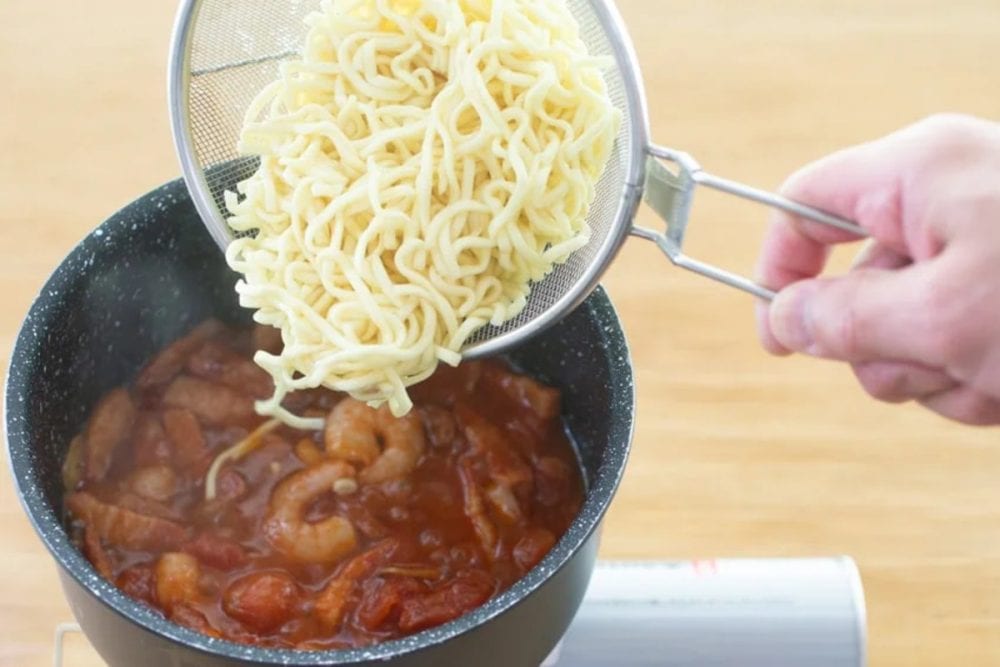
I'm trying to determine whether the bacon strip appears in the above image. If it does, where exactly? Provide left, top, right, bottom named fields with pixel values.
left=67, top=491, right=188, bottom=552
left=84, top=388, right=136, bottom=482
left=136, top=319, right=225, bottom=390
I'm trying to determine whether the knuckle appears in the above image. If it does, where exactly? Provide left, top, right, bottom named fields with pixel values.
left=915, top=113, right=980, bottom=140
left=910, top=113, right=989, bottom=162
left=853, top=362, right=909, bottom=403
left=918, top=112, right=975, bottom=130
left=948, top=395, right=1000, bottom=426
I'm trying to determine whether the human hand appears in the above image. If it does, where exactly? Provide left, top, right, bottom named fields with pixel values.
left=755, top=114, right=1000, bottom=425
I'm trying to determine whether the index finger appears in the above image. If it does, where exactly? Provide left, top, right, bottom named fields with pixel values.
left=755, top=114, right=986, bottom=292
left=752, top=125, right=928, bottom=355
left=755, top=146, right=905, bottom=293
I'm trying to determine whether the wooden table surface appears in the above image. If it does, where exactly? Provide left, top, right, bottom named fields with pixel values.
left=2, top=1, right=999, bottom=665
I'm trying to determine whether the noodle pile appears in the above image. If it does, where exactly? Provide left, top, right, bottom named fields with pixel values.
left=226, top=0, right=619, bottom=424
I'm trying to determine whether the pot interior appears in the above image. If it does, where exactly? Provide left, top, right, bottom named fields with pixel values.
left=5, top=178, right=634, bottom=663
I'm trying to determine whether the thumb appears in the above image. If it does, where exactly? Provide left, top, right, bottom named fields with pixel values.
left=768, top=265, right=938, bottom=364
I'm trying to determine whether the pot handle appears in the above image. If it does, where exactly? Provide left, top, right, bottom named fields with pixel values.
left=631, top=144, right=867, bottom=300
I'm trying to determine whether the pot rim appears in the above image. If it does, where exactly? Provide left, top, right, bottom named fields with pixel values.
left=5, top=178, right=636, bottom=665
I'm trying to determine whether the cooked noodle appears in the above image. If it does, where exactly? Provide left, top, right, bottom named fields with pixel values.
left=204, top=419, right=280, bottom=500
left=225, top=0, right=619, bottom=422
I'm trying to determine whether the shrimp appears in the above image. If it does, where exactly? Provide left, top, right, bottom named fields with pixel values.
left=155, top=552, right=201, bottom=611
left=324, top=399, right=425, bottom=485
left=262, top=461, right=358, bottom=564
left=126, top=465, right=177, bottom=502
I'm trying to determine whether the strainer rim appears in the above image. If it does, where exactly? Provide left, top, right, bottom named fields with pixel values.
left=168, top=0, right=233, bottom=252
left=168, top=0, right=651, bottom=358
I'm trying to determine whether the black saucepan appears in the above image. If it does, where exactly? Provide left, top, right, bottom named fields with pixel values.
left=5, top=179, right=635, bottom=666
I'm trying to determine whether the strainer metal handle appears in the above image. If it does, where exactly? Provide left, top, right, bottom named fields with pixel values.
left=634, top=144, right=867, bottom=301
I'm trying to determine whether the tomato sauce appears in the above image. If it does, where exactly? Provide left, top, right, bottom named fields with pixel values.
left=63, top=320, right=584, bottom=649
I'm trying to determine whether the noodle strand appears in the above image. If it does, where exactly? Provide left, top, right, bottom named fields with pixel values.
left=227, top=0, right=618, bottom=420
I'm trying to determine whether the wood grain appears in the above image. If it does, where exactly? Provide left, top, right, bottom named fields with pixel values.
left=1, top=1, right=999, bottom=665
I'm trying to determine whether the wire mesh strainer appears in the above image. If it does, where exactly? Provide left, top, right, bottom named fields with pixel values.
left=168, top=0, right=864, bottom=358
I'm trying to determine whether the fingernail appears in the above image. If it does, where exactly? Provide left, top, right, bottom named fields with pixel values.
left=769, top=281, right=818, bottom=353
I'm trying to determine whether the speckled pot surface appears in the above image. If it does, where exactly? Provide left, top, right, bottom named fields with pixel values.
left=5, top=179, right=635, bottom=666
